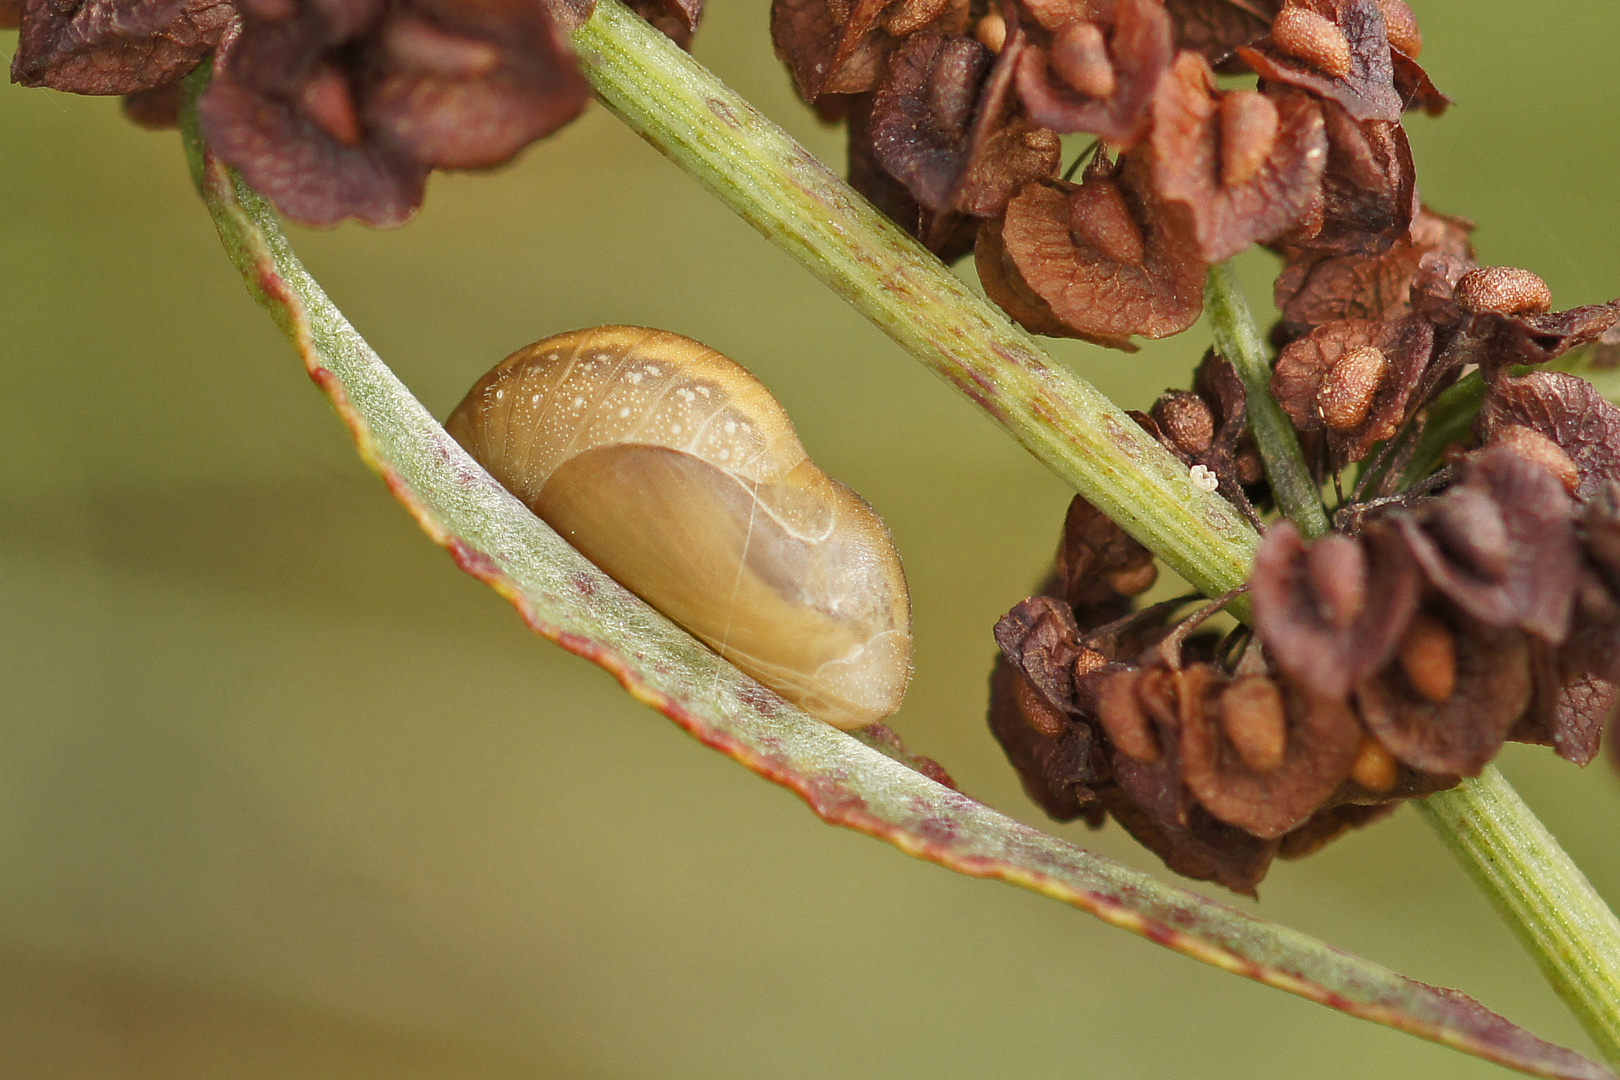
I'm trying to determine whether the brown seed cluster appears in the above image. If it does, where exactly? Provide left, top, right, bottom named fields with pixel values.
left=773, top=0, right=1474, bottom=350
left=964, top=3, right=1620, bottom=892
left=9, top=0, right=701, bottom=225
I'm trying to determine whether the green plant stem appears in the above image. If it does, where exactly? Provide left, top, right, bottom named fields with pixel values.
left=568, top=0, right=1620, bottom=1055
left=1205, top=262, right=1330, bottom=538
left=1419, top=768, right=1620, bottom=1067
left=570, top=0, right=1257, bottom=605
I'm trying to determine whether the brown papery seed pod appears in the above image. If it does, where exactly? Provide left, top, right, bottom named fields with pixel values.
left=446, top=327, right=913, bottom=729
left=1455, top=266, right=1554, bottom=315
left=1270, top=4, right=1353, bottom=78
left=1316, top=344, right=1388, bottom=431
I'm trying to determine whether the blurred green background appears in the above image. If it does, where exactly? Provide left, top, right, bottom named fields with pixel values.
left=3, top=2, right=1619, bottom=1076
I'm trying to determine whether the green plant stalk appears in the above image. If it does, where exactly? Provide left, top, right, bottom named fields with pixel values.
left=568, top=0, right=1620, bottom=1057
left=1205, top=262, right=1330, bottom=538
left=570, top=0, right=1257, bottom=606
left=1419, top=768, right=1620, bottom=1067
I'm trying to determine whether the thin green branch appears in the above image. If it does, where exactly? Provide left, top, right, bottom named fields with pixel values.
left=1419, top=768, right=1620, bottom=1067
left=570, top=0, right=1258, bottom=605
left=1205, top=262, right=1330, bottom=538
left=567, top=0, right=1620, bottom=1057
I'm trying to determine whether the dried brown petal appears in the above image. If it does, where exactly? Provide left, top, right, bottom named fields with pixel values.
left=848, top=93, right=980, bottom=259
left=1163, top=0, right=1277, bottom=64
left=1098, top=786, right=1279, bottom=896
left=1513, top=652, right=1615, bottom=767
left=1, top=0, right=21, bottom=26
left=1251, top=519, right=1419, bottom=699
left=121, top=79, right=183, bottom=127
left=1483, top=372, right=1620, bottom=501
left=868, top=32, right=994, bottom=211
left=771, top=0, right=889, bottom=101
left=1054, top=494, right=1159, bottom=624
left=1395, top=447, right=1580, bottom=643
left=1356, top=610, right=1532, bottom=776
left=12, top=0, right=235, bottom=95
left=994, top=594, right=1086, bottom=712
left=626, top=0, right=700, bottom=45
left=954, top=115, right=1063, bottom=218
left=1237, top=0, right=1402, bottom=123
left=1486, top=424, right=1580, bottom=495
left=1146, top=54, right=1327, bottom=262
left=1390, top=46, right=1447, bottom=116
left=1276, top=801, right=1394, bottom=860
left=1274, top=207, right=1472, bottom=328
left=1013, top=0, right=1173, bottom=145
left=1179, top=664, right=1363, bottom=838
left=1270, top=314, right=1432, bottom=461
left=366, top=0, right=590, bottom=171
left=1308, top=103, right=1415, bottom=242
left=987, top=157, right=1207, bottom=348
left=988, top=657, right=1104, bottom=820
left=199, top=59, right=431, bottom=227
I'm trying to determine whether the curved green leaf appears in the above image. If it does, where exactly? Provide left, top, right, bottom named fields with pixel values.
left=180, top=80, right=1614, bottom=1080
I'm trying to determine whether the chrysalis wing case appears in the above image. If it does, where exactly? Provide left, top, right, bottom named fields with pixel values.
left=446, top=326, right=913, bottom=729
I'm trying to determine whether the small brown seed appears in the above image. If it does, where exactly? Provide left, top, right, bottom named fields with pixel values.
left=1271, top=5, right=1354, bottom=78
left=1154, top=390, right=1216, bottom=454
left=1219, top=676, right=1289, bottom=773
left=1014, top=675, right=1067, bottom=737
left=1108, top=560, right=1159, bottom=597
left=1488, top=424, right=1580, bottom=494
left=1316, top=345, right=1388, bottom=431
left=1069, top=177, right=1146, bottom=266
left=1051, top=20, right=1117, bottom=100
left=974, top=11, right=1007, bottom=53
left=1306, top=533, right=1368, bottom=629
left=1397, top=613, right=1457, bottom=703
left=1351, top=737, right=1399, bottom=792
left=1219, top=90, right=1280, bottom=188
left=1377, top=0, right=1422, bottom=56
left=1454, top=266, right=1553, bottom=315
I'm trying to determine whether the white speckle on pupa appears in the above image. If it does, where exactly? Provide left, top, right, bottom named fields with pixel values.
left=572, top=396, right=585, bottom=409
left=718, top=448, right=731, bottom=461
left=724, top=420, right=737, bottom=434
left=677, top=388, right=696, bottom=403
left=531, top=394, right=541, bottom=404
left=619, top=407, right=631, bottom=418
left=627, top=371, right=644, bottom=385
left=671, top=424, right=682, bottom=435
